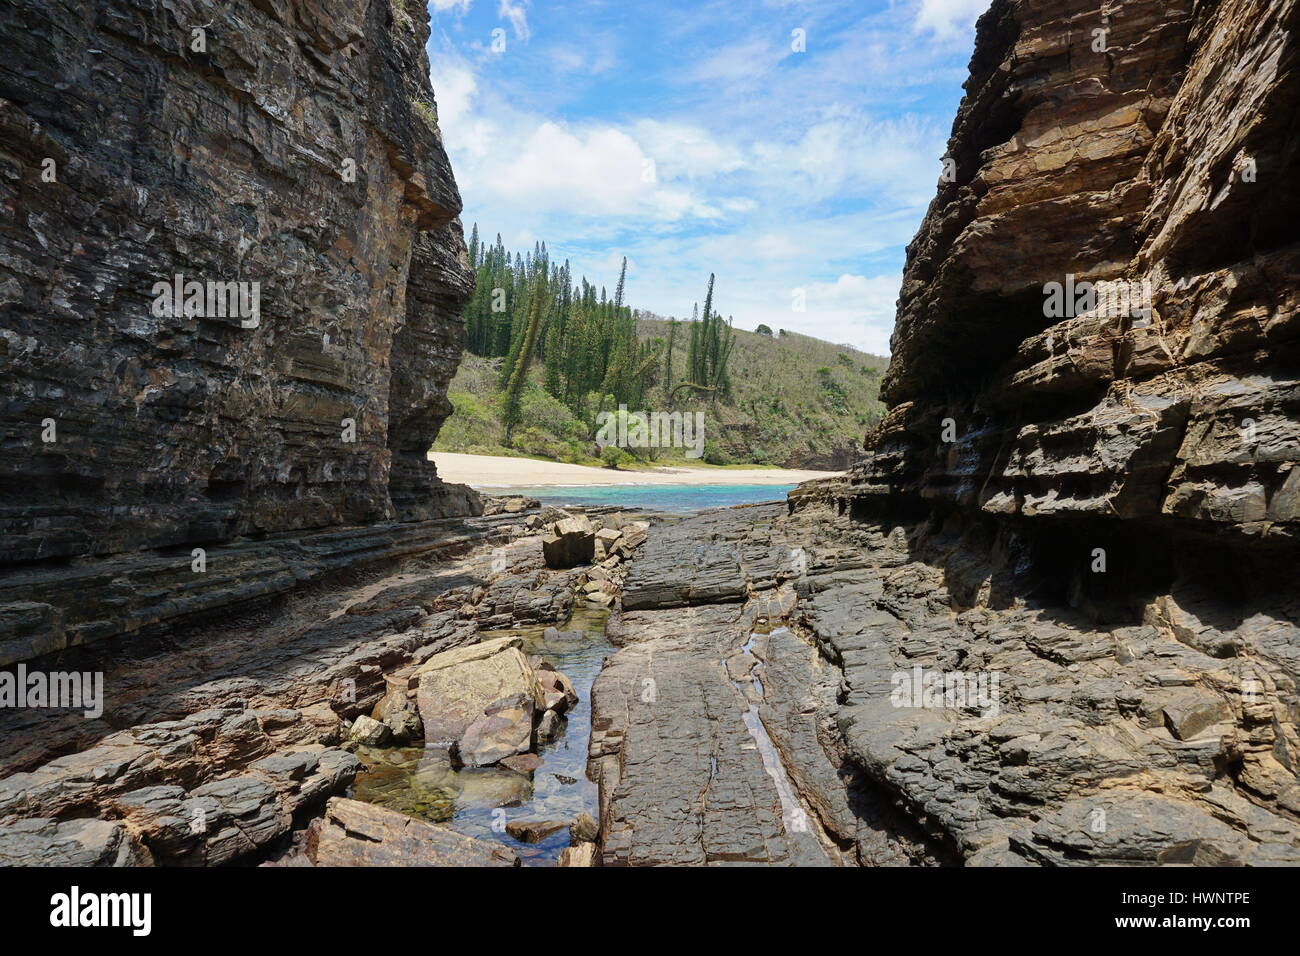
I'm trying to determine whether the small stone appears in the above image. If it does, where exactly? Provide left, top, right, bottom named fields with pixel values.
left=505, top=819, right=569, bottom=844
left=348, top=715, right=392, bottom=747
left=558, top=842, right=598, bottom=866
left=570, top=812, right=599, bottom=844
left=536, top=709, right=566, bottom=744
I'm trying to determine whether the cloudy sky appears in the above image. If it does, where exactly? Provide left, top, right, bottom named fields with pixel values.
left=426, top=0, right=988, bottom=356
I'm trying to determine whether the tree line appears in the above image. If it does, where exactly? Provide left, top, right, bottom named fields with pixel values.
left=463, top=224, right=736, bottom=445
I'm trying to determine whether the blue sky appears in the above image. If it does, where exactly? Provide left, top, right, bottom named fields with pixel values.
left=425, top=0, right=988, bottom=356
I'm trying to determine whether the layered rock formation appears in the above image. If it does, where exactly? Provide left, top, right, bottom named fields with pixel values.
left=785, top=0, right=1300, bottom=864
left=854, top=0, right=1299, bottom=540
left=0, top=0, right=478, bottom=659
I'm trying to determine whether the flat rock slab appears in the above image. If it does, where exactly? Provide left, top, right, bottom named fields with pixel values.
left=307, top=798, right=518, bottom=866
left=591, top=600, right=831, bottom=867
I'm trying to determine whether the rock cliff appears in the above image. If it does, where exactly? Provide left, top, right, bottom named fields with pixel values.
left=787, top=0, right=1300, bottom=864
left=0, top=0, right=478, bottom=660
left=850, top=0, right=1299, bottom=541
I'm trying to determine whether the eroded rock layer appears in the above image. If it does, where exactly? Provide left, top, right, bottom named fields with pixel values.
left=0, top=0, right=478, bottom=660
left=796, top=0, right=1300, bottom=864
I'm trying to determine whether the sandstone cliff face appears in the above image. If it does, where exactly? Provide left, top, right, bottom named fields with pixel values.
left=0, top=1, right=477, bottom=657
left=792, top=0, right=1300, bottom=863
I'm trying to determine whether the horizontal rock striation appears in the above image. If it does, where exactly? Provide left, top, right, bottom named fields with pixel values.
left=791, top=0, right=1300, bottom=864
left=0, top=0, right=479, bottom=660
left=853, top=0, right=1299, bottom=543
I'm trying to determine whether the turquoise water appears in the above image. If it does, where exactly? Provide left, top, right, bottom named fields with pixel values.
left=489, top=482, right=796, bottom=513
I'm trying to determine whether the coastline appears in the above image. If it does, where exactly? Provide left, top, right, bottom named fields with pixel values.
left=430, top=451, right=840, bottom=489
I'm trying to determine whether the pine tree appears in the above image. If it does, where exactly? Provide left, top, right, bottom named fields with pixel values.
left=501, top=271, right=548, bottom=443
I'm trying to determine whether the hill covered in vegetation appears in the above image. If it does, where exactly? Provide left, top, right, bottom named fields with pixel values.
left=433, top=228, right=888, bottom=469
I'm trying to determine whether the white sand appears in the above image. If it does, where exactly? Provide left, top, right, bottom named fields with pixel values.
left=430, top=452, right=840, bottom=489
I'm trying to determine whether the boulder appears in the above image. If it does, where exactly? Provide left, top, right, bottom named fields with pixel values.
left=381, top=699, right=424, bottom=745
left=457, top=694, right=536, bottom=768
left=307, top=798, right=518, bottom=866
left=542, top=516, right=596, bottom=568
left=536, top=668, right=579, bottom=714
left=613, top=522, right=649, bottom=557
left=413, top=636, right=543, bottom=745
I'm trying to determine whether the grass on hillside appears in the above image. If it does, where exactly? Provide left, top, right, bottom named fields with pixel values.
left=433, top=324, right=888, bottom=470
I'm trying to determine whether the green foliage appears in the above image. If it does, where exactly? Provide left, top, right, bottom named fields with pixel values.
left=637, top=319, right=888, bottom=467
left=463, top=227, right=656, bottom=430
left=755, top=324, right=773, bottom=336
left=600, top=445, right=627, bottom=469
left=410, top=97, right=437, bottom=133
left=680, top=274, right=736, bottom=401
left=435, top=390, right=502, bottom=453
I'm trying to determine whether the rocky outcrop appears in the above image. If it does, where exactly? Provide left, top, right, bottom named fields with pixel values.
left=0, top=0, right=479, bottom=661
left=787, top=0, right=1300, bottom=866
left=847, top=0, right=1299, bottom=543
left=606, top=504, right=1300, bottom=865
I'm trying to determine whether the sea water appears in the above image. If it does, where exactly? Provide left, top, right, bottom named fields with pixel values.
left=490, top=482, right=796, bottom=513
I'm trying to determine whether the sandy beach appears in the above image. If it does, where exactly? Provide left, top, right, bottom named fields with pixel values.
left=431, top=452, right=840, bottom=488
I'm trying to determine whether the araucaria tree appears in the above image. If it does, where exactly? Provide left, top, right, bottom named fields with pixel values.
left=681, top=273, right=735, bottom=401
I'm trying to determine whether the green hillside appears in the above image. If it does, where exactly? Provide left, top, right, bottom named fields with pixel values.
left=434, top=320, right=887, bottom=470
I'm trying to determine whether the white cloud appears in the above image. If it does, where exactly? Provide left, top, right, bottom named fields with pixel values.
left=498, top=0, right=531, bottom=41
left=914, top=0, right=989, bottom=39
left=430, top=0, right=472, bottom=11
left=430, top=63, right=477, bottom=129
left=750, top=114, right=946, bottom=205
left=631, top=120, right=747, bottom=180
left=422, top=5, right=977, bottom=358
left=547, top=42, right=619, bottom=76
